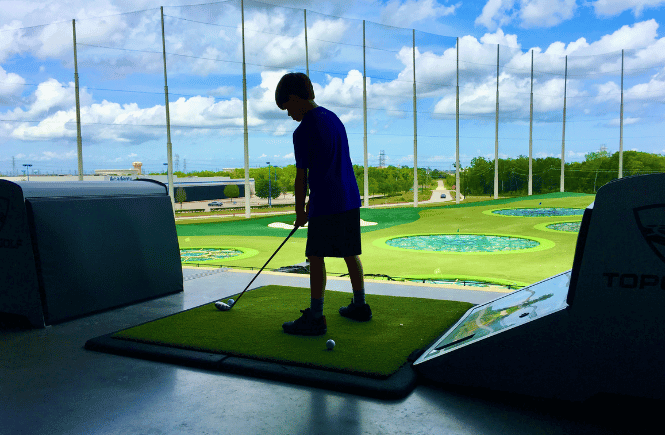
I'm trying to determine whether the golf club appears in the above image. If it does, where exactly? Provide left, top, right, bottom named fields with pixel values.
left=215, top=224, right=301, bottom=311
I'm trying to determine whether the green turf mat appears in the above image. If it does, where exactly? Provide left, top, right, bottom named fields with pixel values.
left=111, top=285, right=473, bottom=378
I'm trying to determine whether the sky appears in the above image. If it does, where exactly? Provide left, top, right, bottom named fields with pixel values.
left=1, top=0, right=664, bottom=175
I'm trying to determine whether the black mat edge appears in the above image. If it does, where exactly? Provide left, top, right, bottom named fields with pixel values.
left=85, top=332, right=418, bottom=400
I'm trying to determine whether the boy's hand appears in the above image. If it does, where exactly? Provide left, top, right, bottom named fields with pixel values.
left=295, top=203, right=308, bottom=228
left=295, top=210, right=308, bottom=228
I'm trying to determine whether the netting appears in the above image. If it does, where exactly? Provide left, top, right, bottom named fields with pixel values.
left=163, top=1, right=244, bottom=172
left=0, top=20, right=75, bottom=176
left=386, top=234, right=539, bottom=252
left=1, top=0, right=663, bottom=194
left=75, top=9, right=166, bottom=174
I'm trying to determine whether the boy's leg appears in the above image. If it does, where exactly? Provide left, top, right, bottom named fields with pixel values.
left=282, top=255, right=327, bottom=335
left=340, top=255, right=371, bottom=321
left=309, top=255, right=326, bottom=299
left=344, top=255, right=364, bottom=303
left=309, top=255, right=326, bottom=317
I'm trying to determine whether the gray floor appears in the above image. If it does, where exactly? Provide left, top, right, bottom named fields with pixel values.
left=2, top=268, right=658, bottom=435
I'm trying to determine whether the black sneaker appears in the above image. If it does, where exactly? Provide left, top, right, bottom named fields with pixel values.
left=339, top=299, right=372, bottom=321
left=282, top=308, right=327, bottom=336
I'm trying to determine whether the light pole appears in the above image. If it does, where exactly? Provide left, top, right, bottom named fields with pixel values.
left=23, top=164, right=32, bottom=181
left=266, top=162, right=271, bottom=207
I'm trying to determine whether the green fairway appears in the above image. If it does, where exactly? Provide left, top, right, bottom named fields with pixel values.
left=176, top=192, right=594, bottom=287
left=111, top=285, right=474, bottom=377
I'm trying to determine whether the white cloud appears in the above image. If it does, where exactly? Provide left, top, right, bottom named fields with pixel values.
left=475, top=0, right=576, bottom=29
left=519, top=0, right=576, bottom=28
left=476, top=0, right=515, bottom=30
left=592, top=0, right=665, bottom=17
left=0, top=66, right=26, bottom=103
left=380, top=0, right=459, bottom=28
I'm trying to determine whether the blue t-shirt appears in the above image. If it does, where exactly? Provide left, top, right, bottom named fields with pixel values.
left=293, top=106, right=361, bottom=219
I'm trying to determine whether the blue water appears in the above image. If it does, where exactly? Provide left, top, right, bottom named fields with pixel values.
left=493, top=208, right=584, bottom=217
left=181, top=248, right=243, bottom=261
left=386, top=235, right=539, bottom=252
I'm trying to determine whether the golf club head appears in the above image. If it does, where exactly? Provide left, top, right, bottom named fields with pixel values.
left=215, top=301, right=231, bottom=311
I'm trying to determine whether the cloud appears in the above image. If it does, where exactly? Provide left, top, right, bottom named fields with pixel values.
left=0, top=66, right=26, bottom=104
left=519, top=0, right=576, bottom=28
left=476, top=0, right=515, bottom=30
left=475, top=0, right=576, bottom=30
left=592, top=0, right=665, bottom=17
left=380, top=0, right=459, bottom=27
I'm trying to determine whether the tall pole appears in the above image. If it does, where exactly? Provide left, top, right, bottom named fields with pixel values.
left=304, top=10, right=309, bottom=77
left=561, top=55, right=567, bottom=193
left=455, top=37, right=460, bottom=204
left=529, top=49, right=533, bottom=196
left=619, top=49, right=624, bottom=179
left=72, top=20, right=83, bottom=181
left=494, top=44, right=499, bottom=199
left=267, top=162, right=271, bottom=207
left=241, top=0, right=250, bottom=218
left=161, top=7, right=174, bottom=213
left=412, top=29, right=418, bottom=207
left=363, top=21, right=369, bottom=208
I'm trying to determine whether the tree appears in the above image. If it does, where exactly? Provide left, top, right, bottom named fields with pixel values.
left=175, top=187, right=187, bottom=209
left=223, top=185, right=240, bottom=203
left=254, top=177, right=281, bottom=200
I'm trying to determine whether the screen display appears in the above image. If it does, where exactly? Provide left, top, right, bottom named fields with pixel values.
left=416, top=270, right=571, bottom=363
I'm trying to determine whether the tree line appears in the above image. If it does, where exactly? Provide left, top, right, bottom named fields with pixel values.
left=462, top=151, right=665, bottom=196
left=164, top=150, right=663, bottom=199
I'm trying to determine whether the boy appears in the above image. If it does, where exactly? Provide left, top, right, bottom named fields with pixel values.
left=275, top=72, right=372, bottom=336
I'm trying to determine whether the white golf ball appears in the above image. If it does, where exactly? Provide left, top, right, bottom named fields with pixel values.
left=227, top=299, right=235, bottom=306
left=326, top=339, right=335, bottom=350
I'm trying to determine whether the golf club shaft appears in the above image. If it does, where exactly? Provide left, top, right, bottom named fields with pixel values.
left=232, top=225, right=300, bottom=305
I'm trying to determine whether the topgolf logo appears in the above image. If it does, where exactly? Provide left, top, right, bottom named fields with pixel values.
left=634, top=205, right=665, bottom=265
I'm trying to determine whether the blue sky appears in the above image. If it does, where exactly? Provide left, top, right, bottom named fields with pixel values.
left=1, top=0, right=664, bottom=175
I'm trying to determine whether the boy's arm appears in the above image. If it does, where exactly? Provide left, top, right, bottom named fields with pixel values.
left=295, top=167, right=308, bottom=217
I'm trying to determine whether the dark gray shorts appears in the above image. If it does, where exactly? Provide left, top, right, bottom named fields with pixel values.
left=305, top=208, right=362, bottom=258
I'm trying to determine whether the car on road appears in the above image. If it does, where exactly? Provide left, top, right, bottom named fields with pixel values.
left=208, top=201, right=223, bottom=206
left=440, top=193, right=447, bottom=198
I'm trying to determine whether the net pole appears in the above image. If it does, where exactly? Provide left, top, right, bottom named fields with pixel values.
left=619, top=49, right=624, bottom=179
left=561, top=55, right=567, bottom=193
left=494, top=44, right=499, bottom=200
left=73, top=20, right=84, bottom=181
left=412, top=29, right=418, bottom=207
left=362, top=20, right=369, bottom=208
left=241, top=0, right=250, bottom=219
left=529, top=49, right=533, bottom=196
left=161, top=7, right=175, bottom=214
left=455, top=37, right=460, bottom=204
left=304, top=9, right=309, bottom=77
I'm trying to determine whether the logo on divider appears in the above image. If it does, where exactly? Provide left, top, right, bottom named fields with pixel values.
left=0, top=197, right=8, bottom=233
left=635, top=205, right=665, bottom=265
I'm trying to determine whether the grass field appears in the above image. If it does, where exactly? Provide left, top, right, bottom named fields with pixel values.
left=176, top=192, right=594, bottom=287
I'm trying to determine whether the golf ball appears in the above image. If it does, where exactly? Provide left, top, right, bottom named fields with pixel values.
left=326, top=339, right=335, bottom=350
left=227, top=298, right=235, bottom=306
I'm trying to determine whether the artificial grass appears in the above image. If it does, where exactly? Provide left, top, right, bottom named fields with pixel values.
left=111, top=285, right=473, bottom=378
left=176, top=192, right=594, bottom=286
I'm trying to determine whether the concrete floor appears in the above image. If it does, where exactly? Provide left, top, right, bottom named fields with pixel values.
left=2, top=268, right=658, bottom=435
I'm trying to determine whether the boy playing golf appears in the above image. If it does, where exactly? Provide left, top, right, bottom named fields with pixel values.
left=275, top=72, right=372, bottom=335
